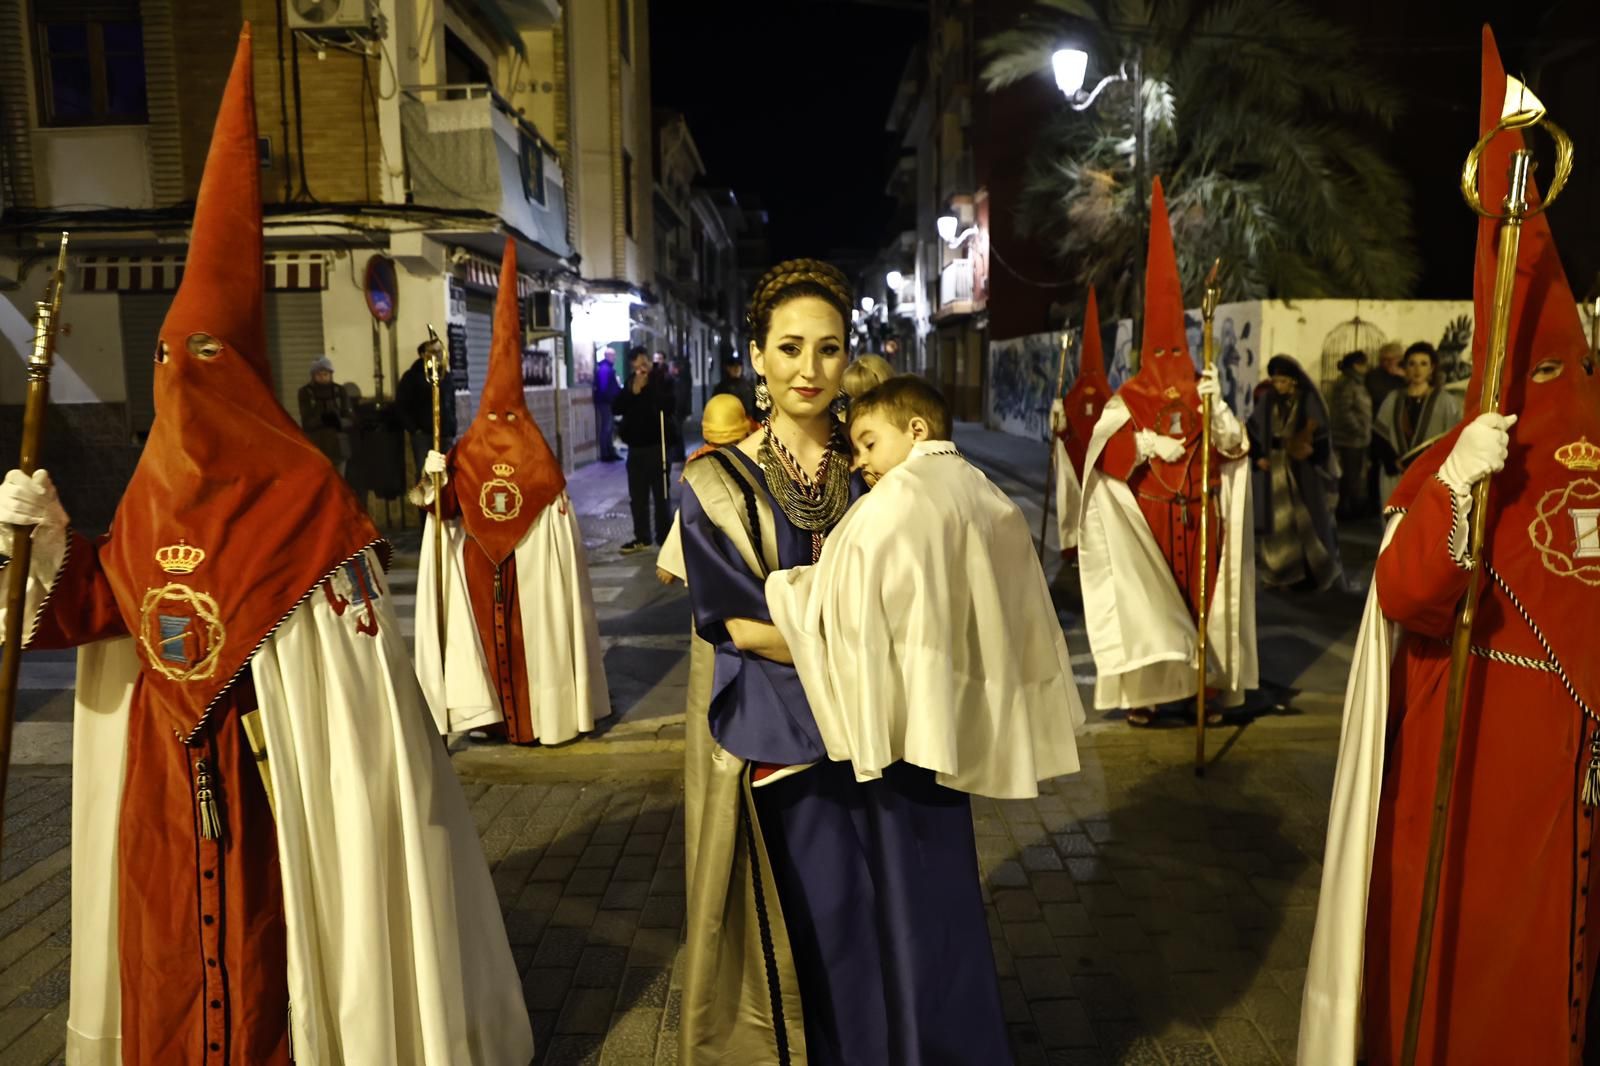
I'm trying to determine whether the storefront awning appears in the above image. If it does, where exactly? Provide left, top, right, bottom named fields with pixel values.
left=76, top=252, right=330, bottom=293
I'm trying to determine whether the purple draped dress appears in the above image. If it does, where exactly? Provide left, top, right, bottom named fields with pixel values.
left=679, top=447, right=1011, bottom=1066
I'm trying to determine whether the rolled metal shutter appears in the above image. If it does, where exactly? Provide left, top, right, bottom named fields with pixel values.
left=118, top=292, right=173, bottom=436
left=463, top=292, right=494, bottom=410
left=266, top=291, right=327, bottom=417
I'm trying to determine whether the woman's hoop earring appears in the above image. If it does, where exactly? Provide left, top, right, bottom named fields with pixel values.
left=755, top=378, right=772, bottom=412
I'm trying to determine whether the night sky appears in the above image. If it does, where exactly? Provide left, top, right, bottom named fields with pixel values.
left=648, top=0, right=921, bottom=261
left=649, top=0, right=1597, bottom=299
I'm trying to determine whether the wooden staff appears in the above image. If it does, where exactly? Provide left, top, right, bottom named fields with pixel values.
left=0, top=232, right=69, bottom=843
left=424, top=324, right=447, bottom=659
left=659, top=410, right=669, bottom=501
left=1400, top=99, right=1573, bottom=1066
left=1037, top=331, right=1073, bottom=563
left=1195, top=258, right=1221, bottom=777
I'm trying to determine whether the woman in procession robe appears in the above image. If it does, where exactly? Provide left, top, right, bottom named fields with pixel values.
left=1371, top=341, right=1463, bottom=506
left=1247, top=354, right=1343, bottom=591
left=1301, top=33, right=1600, bottom=1063
left=676, top=259, right=1009, bottom=1064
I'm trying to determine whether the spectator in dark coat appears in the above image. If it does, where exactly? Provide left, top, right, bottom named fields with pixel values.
left=613, top=347, right=677, bottom=553
left=397, top=337, right=457, bottom=476
left=593, top=350, right=623, bottom=461
left=711, top=351, right=759, bottom=421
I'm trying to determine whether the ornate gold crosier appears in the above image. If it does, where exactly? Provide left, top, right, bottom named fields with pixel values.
left=479, top=462, right=524, bottom=520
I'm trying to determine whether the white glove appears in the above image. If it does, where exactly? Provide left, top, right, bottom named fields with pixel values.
left=423, top=450, right=448, bottom=480
left=0, top=469, right=69, bottom=558
left=1197, top=368, right=1244, bottom=450
left=1134, top=429, right=1186, bottom=465
left=1049, top=399, right=1067, bottom=435
left=1438, top=413, right=1517, bottom=496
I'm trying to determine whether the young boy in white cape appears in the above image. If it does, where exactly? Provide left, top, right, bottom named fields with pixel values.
left=763, top=376, right=1085, bottom=799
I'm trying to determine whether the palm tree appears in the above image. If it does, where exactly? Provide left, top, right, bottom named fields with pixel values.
left=982, top=0, right=1420, bottom=319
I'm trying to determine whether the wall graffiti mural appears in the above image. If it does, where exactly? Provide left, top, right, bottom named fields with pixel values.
left=989, top=329, right=1070, bottom=439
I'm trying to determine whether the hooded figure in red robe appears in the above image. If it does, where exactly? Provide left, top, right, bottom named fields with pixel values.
left=1050, top=285, right=1111, bottom=557
left=414, top=239, right=610, bottom=744
left=1076, top=178, right=1257, bottom=725
left=1301, top=27, right=1600, bottom=1065
left=0, top=29, right=532, bottom=1066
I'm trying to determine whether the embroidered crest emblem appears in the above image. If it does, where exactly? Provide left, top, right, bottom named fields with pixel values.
left=1529, top=478, right=1600, bottom=585
left=1155, top=398, right=1193, bottom=440
left=138, top=583, right=225, bottom=682
left=156, top=540, right=206, bottom=574
left=479, top=462, right=524, bottom=521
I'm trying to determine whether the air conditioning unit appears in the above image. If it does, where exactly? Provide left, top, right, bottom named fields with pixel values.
left=286, top=0, right=370, bottom=32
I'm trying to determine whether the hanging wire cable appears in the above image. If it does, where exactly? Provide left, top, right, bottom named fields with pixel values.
left=990, top=243, right=1074, bottom=289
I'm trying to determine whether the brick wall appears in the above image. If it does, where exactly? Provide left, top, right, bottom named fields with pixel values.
left=164, top=0, right=380, bottom=205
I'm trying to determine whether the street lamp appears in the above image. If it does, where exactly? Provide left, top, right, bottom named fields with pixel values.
left=1053, top=42, right=1148, bottom=358
left=937, top=214, right=977, bottom=248
left=861, top=296, right=876, bottom=314
left=1051, top=48, right=1087, bottom=97
left=886, top=270, right=904, bottom=291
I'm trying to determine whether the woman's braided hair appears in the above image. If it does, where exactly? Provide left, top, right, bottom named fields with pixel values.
left=745, top=258, right=854, bottom=350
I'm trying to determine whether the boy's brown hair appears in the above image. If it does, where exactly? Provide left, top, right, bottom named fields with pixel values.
left=848, top=375, right=953, bottom=440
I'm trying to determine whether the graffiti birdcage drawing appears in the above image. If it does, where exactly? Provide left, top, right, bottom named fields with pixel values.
left=1319, top=314, right=1388, bottom=390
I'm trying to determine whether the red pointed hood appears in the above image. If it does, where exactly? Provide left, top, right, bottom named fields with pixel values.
left=449, top=239, right=566, bottom=564
left=1115, top=177, right=1199, bottom=430
left=1389, top=24, right=1600, bottom=709
left=98, top=27, right=383, bottom=742
left=1058, top=286, right=1112, bottom=474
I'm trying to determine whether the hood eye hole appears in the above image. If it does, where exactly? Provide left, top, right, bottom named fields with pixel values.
left=185, top=332, right=224, bottom=360
left=506, top=412, right=517, bottom=421
left=1531, top=359, right=1564, bottom=384
left=155, top=340, right=169, bottom=364
left=487, top=412, right=498, bottom=421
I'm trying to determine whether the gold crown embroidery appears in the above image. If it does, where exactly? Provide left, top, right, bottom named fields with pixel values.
left=1556, top=437, right=1600, bottom=471
left=492, top=462, right=515, bottom=477
left=156, top=540, right=206, bottom=574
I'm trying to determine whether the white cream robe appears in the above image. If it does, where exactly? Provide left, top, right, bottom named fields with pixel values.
left=57, top=546, right=535, bottom=1066
left=415, top=495, right=610, bottom=742
left=1076, top=396, right=1258, bottom=709
left=764, top=443, right=1085, bottom=800
left=1298, top=520, right=1402, bottom=1066
left=1055, top=437, right=1085, bottom=551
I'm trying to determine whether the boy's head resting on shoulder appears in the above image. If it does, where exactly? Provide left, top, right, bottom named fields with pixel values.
left=847, top=375, right=953, bottom=484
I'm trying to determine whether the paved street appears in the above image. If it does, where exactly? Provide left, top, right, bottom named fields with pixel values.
left=0, top=424, right=1374, bottom=1065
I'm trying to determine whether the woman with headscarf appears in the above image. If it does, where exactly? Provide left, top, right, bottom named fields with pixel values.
left=1248, top=354, right=1343, bottom=591
left=1371, top=340, right=1464, bottom=506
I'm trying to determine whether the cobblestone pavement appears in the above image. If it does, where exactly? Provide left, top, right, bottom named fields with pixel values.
left=0, top=719, right=1336, bottom=1065
left=0, top=423, right=1366, bottom=1064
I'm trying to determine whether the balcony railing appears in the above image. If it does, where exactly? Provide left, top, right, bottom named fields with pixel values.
left=940, top=257, right=974, bottom=310
left=399, top=84, right=570, bottom=257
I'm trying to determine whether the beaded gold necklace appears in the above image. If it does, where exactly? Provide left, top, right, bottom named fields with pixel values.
left=758, top=420, right=851, bottom=561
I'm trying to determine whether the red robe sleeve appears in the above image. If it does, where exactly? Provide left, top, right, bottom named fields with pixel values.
left=1376, top=476, right=1472, bottom=638
left=27, top=530, right=129, bottom=649
left=1095, top=422, right=1141, bottom=482
left=436, top=475, right=462, bottom=521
